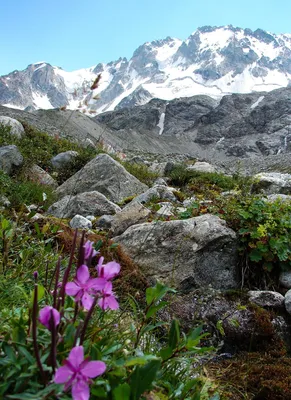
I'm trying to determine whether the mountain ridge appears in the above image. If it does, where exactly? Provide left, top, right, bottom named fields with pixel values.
left=0, top=25, right=290, bottom=114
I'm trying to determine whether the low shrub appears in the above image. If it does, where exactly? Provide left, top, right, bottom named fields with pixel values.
left=0, top=122, right=99, bottom=183
left=167, top=163, right=250, bottom=194
left=0, top=170, right=56, bottom=210
left=121, top=161, right=159, bottom=186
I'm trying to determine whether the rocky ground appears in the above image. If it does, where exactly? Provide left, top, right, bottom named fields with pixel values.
left=1, top=109, right=291, bottom=398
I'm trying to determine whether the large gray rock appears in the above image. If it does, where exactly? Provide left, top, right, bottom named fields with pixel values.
left=51, top=151, right=79, bottom=170
left=114, top=213, right=238, bottom=290
left=56, top=154, right=148, bottom=203
left=0, top=116, right=25, bottom=138
left=27, top=164, right=58, bottom=188
left=110, top=201, right=151, bottom=236
left=252, top=172, right=291, bottom=194
left=47, top=191, right=121, bottom=218
left=0, top=145, right=23, bottom=175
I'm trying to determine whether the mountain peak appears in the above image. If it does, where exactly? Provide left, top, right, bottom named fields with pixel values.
left=0, top=25, right=290, bottom=114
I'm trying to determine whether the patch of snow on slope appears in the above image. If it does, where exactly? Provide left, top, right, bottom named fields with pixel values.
left=32, top=93, right=52, bottom=109
left=155, top=39, right=182, bottom=69
left=33, top=63, right=47, bottom=72
left=247, top=37, right=282, bottom=60
left=157, top=112, right=165, bottom=135
left=198, top=27, right=233, bottom=50
left=102, top=77, right=149, bottom=112
left=54, top=66, right=96, bottom=92
left=251, top=96, right=265, bottom=109
left=3, top=104, right=23, bottom=110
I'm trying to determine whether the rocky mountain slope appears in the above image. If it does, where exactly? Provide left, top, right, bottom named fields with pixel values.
left=0, top=83, right=291, bottom=174
left=0, top=25, right=290, bottom=114
left=95, top=86, right=291, bottom=161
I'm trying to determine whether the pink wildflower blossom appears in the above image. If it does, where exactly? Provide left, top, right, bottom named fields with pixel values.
left=84, top=240, right=98, bottom=261
left=98, top=281, right=119, bottom=310
left=65, top=265, right=106, bottom=310
left=54, top=345, right=106, bottom=400
left=39, top=306, right=60, bottom=330
left=96, top=256, right=121, bottom=280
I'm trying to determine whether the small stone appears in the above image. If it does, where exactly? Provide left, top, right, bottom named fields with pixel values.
left=248, top=290, right=285, bottom=308
left=95, top=215, right=114, bottom=230
left=279, top=271, right=291, bottom=289
left=51, top=151, right=79, bottom=170
left=186, top=161, right=216, bottom=173
left=70, top=215, right=92, bottom=229
left=154, top=178, right=168, bottom=186
left=156, top=203, right=174, bottom=217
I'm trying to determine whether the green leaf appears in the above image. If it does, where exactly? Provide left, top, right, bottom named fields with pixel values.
left=159, top=346, right=173, bottom=361
left=91, top=387, right=107, bottom=397
left=146, top=282, right=175, bottom=306
left=12, top=326, right=26, bottom=344
left=216, top=320, right=225, bottom=336
left=125, top=355, right=160, bottom=367
left=140, top=321, right=166, bottom=334
left=34, top=222, right=42, bottom=238
left=146, top=301, right=167, bottom=318
left=168, top=319, right=180, bottom=350
left=3, top=344, right=16, bottom=362
left=64, top=324, right=76, bottom=348
left=129, top=359, right=162, bottom=400
left=249, top=248, right=263, bottom=262
left=29, top=284, right=45, bottom=307
left=17, top=346, right=35, bottom=364
left=102, top=344, right=122, bottom=355
left=95, top=239, right=103, bottom=251
left=186, top=325, right=206, bottom=349
left=113, top=383, right=131, bottom=400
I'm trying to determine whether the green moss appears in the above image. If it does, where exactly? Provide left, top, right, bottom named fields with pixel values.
left=121, top=161, right=159, bottom=186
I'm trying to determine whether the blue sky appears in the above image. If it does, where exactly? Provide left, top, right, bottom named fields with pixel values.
left=1, top=0, right=290, bottom=76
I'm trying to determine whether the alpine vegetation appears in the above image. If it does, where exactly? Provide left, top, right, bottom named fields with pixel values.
left=0, top=231, right=211, bottom=399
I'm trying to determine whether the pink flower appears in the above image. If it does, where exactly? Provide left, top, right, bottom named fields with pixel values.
left=96, top=257, right=121, bottom=280
left=54, top=345, right=106, bottom=400
left=65, top=265, right=106, bottom=310
left=39, top=306, right=60, bottom=330
left=98, top=281, right=119, bottom=310
left=84, top=240, right=98, bottom=261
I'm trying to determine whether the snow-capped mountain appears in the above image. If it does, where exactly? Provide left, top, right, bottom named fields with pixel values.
left=1, top=25, right=291, bottom=114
